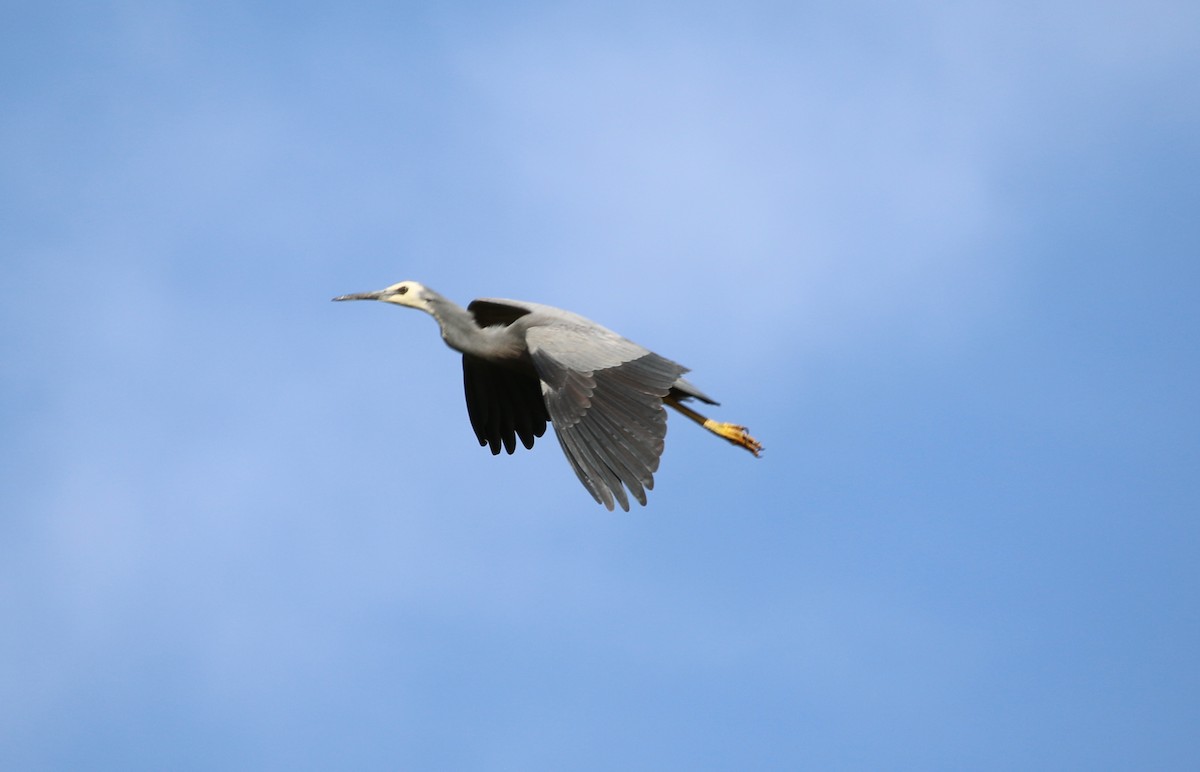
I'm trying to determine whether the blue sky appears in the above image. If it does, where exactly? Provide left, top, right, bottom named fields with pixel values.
left=3, top=2, right=1198, bottom=769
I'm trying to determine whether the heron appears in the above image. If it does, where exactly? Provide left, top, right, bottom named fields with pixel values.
left=333, top=281, right=762, bottom=510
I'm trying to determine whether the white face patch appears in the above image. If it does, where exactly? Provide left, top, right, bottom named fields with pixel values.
left=379, top=281, right=429, bottom=310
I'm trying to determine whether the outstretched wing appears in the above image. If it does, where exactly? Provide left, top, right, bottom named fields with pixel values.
left=460, top=299, right=548, bottom=455
left=462, top=355, right=548, bottom=454
left=526, top=323, right=686, bottom=511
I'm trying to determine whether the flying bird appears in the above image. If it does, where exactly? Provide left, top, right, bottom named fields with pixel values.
left=333, top=281, right=762, bottom=510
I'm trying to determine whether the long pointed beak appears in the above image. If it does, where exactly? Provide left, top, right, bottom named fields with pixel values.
left=332, top=290, right=385, bottom=302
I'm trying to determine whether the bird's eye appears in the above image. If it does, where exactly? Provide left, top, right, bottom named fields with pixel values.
left=397, top=286, right=409, bottom=295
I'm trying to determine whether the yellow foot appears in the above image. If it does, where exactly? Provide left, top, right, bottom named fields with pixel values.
left=703, top=420, right=764, bottom=457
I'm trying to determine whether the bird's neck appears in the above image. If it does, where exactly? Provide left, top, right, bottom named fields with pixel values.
left=426, top=294, right=523, bottom=360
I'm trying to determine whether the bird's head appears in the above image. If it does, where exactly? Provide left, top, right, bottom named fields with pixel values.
left=332, top=280, right=433, bottom=312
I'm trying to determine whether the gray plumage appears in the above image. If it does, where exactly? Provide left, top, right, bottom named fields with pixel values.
left=333, top=281, right=761, bottom=511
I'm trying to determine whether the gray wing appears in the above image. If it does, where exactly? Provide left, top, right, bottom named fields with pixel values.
left=526, top=323, right=686, bottom=511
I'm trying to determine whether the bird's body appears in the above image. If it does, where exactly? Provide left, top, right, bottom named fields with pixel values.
left=334, top=281, right=761, bottom=510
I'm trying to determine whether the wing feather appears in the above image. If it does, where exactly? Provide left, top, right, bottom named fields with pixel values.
left=589, top=390, right=663, bottom=472
left=583, top=402, right=650, bottom=507
left=527, top=325, right=685, bottom=510
left=462, top=355, right=547, bottom=454
left=572, top=417, right=630, bottom=511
